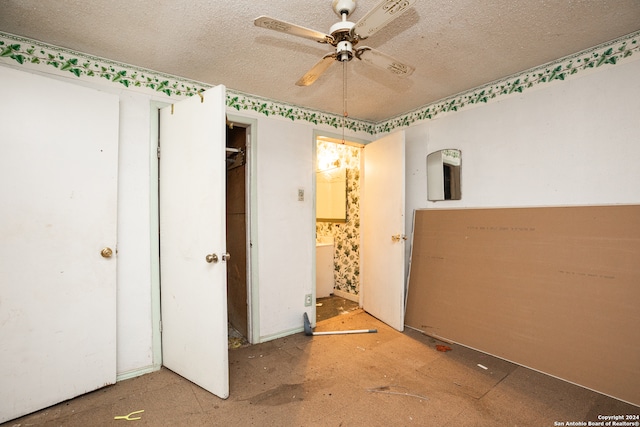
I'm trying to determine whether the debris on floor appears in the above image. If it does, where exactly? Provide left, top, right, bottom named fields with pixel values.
left=367, top=385, right=429, bottom=401
left=228, top=337, right=246, bottom=349
left=436, top=344, right=452, bottom=352
left=315, top=295, right=359, bottom=322
left=114, top=410, right=144, bottom=421
left=228, top=323, right=249, bottom=349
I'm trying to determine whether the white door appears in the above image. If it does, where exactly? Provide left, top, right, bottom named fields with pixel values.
left=0, top=66, right=118, bottom=423
left=362, top=131, right=406, bottom=331
left=159, top=85, right=229, bottom=398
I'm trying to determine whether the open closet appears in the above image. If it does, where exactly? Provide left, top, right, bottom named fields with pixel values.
left=226, top=123, right=249, bottom=346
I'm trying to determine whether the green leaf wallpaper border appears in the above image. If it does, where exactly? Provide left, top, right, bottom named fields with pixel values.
left=0, top=34, right=207, bottom=97
left=1, top=30, right=638, bottom=136
left=0, top=32, right=374, bottom=134
left=376, top=31, right=640, bottom=134
left=226, top=90, right=376, bottom=134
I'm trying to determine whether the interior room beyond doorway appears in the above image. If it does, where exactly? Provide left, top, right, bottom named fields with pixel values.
left=315, top=135, right=363, bottom=322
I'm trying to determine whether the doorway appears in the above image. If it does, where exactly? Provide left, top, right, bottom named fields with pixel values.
left=152, top=104, right=259, bottom=378
left=314, top=134, right=364, bottom=322
left=314, top=130, right=407, bottom=331
left=224, top=115, right=259, bottom=345
left=226, top=121, right=250, bottom=347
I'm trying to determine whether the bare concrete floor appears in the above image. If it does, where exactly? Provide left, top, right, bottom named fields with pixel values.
left=4, top=310, right=638, bottom=426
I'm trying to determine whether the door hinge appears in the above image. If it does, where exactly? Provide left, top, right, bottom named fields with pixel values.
left=159, top=320, right=163, bottom=333
left=157, top=146, right=161, bottom=159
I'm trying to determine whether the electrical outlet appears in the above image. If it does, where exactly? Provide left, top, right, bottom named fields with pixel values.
left=305, top=294, right=312, bottom=307
left=298, top=188, right=304, bottom=201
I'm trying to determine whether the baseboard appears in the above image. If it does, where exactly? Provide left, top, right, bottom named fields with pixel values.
left=333, top=289, right=359, bottom=303
left=116, top=364, right=161, bottom=382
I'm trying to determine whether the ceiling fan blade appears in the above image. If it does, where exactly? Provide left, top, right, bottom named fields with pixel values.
left=353, top=0, right=417, bottom=39
left=296, top=54, right=337, bottom=86
left=356, top=47, right=415, bottom=77
left=254, top=16, right=334, bottom=44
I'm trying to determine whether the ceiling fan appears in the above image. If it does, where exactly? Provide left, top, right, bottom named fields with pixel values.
left=254, top=0, right=417, bottom=87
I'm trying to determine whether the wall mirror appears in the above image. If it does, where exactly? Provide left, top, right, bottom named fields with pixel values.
left=316, top=167, right=347, bottom=222
left=427, top=149, right=462, bottom=201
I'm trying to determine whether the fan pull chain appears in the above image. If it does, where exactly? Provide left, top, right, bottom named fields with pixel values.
left=342, top=60, right=347, bottom=144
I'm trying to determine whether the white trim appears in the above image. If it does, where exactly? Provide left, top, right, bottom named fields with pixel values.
left=259, top=327, right=306, bottom=343
left=116, top=365, right=161, bottom=382
left=149, top=101, right=168, bottom=370
left=333, top=289, right=359, bottom=303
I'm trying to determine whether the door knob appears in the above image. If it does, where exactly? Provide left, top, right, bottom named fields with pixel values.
left=101, top=247, right=113, bottom=258
left=206, top=253, right=219, bottom=263
left=222, top=252, right=231, bottom=262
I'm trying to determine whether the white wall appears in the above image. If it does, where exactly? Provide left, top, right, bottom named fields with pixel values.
left=404, top=56, right=640, bottom=269
left=254, top=118, right=315, bottom=338
left=4, top=43, right=638, bottom=380
left=233, top=109, right=369, bottom=340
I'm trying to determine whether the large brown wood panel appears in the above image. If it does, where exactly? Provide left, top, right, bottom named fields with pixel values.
left=405, top=205, right=640, bottom=406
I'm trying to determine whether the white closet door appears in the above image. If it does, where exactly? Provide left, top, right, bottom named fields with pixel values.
left=159, top=85, right=229, bottom=399
left=0, top=66, right=118, bottom=423
left=362, top=131, right=406, bottom=331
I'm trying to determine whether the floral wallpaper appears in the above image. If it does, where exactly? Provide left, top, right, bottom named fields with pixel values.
left=316, top=142, right=362, bottom=296
left=1, top=30, right=638, bottom=136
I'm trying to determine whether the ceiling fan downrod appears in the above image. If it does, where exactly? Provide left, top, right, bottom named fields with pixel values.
left=331, top=0, right=357, bottom=62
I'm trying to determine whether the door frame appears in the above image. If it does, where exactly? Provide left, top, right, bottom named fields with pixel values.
left=226, top=114, right=260, bottom=344
left=148, top=106, right=259, bottom=370
left=312, top=130, right=370, bottom=317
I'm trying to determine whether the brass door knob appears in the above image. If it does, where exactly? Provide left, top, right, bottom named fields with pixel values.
left=101, top=247, right=113, bottom=258
left=222, top=252, right=231, bottom=261
left=206, top=253, right=219, bottom=263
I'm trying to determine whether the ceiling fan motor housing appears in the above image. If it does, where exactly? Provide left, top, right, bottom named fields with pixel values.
left=330, top=18, right=357, bottom=62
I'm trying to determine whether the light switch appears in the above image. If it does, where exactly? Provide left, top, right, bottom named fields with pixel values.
left=298, top=188, right=304, bottom=201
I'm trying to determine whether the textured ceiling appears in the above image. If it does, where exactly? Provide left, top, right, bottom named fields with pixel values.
left=1, top=0, right=639, bottom=122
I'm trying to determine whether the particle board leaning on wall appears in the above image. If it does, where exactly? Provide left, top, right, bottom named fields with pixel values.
left=405, top=205, right=640, bottom=406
